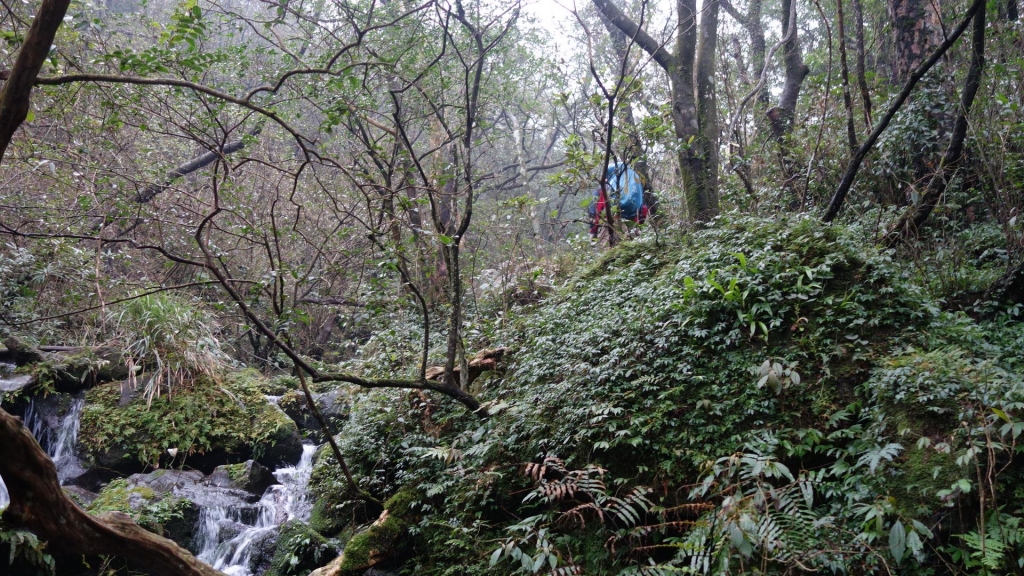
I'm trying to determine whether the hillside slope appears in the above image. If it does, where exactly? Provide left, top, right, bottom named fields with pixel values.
left=310, top=216, right=1024, bottom=575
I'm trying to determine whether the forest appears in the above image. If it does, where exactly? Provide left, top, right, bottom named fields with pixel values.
left=1, top=0, right=1023, bottom=574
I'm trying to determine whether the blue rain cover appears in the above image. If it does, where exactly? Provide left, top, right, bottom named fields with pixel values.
left=606, top=163, right=644, bottom=219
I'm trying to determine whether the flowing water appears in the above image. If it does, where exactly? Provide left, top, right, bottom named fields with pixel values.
left=196, top=443, right=318, bottom=576
left=23, top=393, right=87, bottom=485
left=0, top=363, right=12, bottom=510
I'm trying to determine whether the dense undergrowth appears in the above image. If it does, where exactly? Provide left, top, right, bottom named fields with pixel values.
left=307, top=215, right=1024, bottom=575
left=4, top=215, right=1024, bottom=575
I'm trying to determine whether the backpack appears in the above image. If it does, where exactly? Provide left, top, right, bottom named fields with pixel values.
left=606, top=163, right=644, bottom=220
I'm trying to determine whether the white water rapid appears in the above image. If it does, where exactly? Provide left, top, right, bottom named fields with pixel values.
left=196, top=443, right=318, bottom=576
left=23, top=394, right=87, bottom=484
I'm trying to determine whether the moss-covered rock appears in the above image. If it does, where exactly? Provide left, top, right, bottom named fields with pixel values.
left=206, top=460, right=274, bottom=496
left=265, top=520, right=340, bottom=576
left=253, top=402, right=305, bottom=469
left=77, top=370, right=303, bottom=474
left=307, top=445, right=379, bottom=539
left=88, top=477, right=199, bottom=549
left=278, top=388, right=350, bottom=442
left=14, top=344, right=129, bottom=394
left=264, top=374, right=298, bottom=396
left=336, top=489, right=420, bottom=575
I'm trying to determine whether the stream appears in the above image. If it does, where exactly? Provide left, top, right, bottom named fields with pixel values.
left=6, top=390, right=323, bottom=575
left=23, top=392, right=88, bottom=485
left=0, top=362, right=12, bottom=511
left=196, top=443, right=317, bottom=575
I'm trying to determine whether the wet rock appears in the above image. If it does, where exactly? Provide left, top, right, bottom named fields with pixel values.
left=278, top=388, right=349, bottom=442
left=206, top=460, right=274, bottom=497
left=63, top=485, right=99, bottom=508
left=0, top=363, right=34, bottom=394
left=128, top=468, right=260, bottom=509
left=266, top=520, right=339, bottom=576
left=247, top=528, right=281, bottom=575
left=256, top=404, right=305, bottom=470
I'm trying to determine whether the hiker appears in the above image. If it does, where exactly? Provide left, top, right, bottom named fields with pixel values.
left=588, top=186, right=608, bottom=238
left=589, top=163, right=656, bottom=239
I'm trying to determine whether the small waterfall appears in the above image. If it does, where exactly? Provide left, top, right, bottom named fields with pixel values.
left=23, top=393, right=87, bottom=485
left=196, top=444, right=317, bottom=576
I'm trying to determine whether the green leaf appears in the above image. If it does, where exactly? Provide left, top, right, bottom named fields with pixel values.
left=992, top=407, right=1011, bottom=424
left=889, top=520, right=906, bottom=564
left=438, top=234, right=454, bottom=246
left=489, top=547, right=503, bottom=566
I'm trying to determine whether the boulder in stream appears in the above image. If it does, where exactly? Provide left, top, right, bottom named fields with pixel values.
left=277, top=388, right=349, bottom=442
left=206, top=460, right=274, bottom=497
left=77, top=372, right=304, bottom=476
left=265, top=520, right=339, bottom=576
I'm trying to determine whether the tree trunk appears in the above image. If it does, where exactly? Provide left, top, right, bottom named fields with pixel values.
left=888, top=0, right=944, bottom=84
left=836, top=0, right=859, bottom=153
left=592, top=0, right=720, bottom=221
left=851, top=0, right=873, bottom=127
left=748, top=0, right=767, bottom=108
left=0, top=408, right=224, bottom=576
left=695, top=0, right=721, bottom=214
left=0, top=0, right=72, bottom=160
left=767, top=0, right=809, bottom=143
left=884, top=5, right=986, bottom=245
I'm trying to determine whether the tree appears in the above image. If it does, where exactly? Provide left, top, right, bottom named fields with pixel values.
left=888, top=0, right=944, bottom=84
left=592, top=0, right=720, bottom=222
left=823, top=0, right=987, bottom=222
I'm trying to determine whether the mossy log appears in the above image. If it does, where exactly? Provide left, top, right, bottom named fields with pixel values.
left=2, top=337, right=129, bottom=391
left=0, top=407, right=224, bottom=576
left=309, top=488, right=420, bottom=576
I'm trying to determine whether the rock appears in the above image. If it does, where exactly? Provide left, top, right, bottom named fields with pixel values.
left=279, top=390, right=317, bottom=431
left=0, top=367, right=34, bottom=394
left=206, top=460, right=274, bottom=497
left=255, top=404, right=305, bottom=470
left=128, top=469, right=206, bottom=494
left=78, top=376, right=307, bottom=477
left=334, top=489, right=420, bottom=575
left=2, top=337, right=43, bottom=365
left=278, top=388, right=349, bottom=441
left=63, top=485, right=99, bottom=507
left=265, top=520, right=339, bottom=576
left=128, top=469, right=260, bottom=509
left=246, top=529, right=281, bottom=576
left=88, top=476, right=201, bottom=550
left=263, top=374, right=297, bottom=396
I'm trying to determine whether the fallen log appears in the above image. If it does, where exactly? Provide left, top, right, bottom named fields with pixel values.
left=0, top=408, right=224, bottom=575
left=424, top=347, right=505, bottom=387
left=1, top=338, right=129, bottom=391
